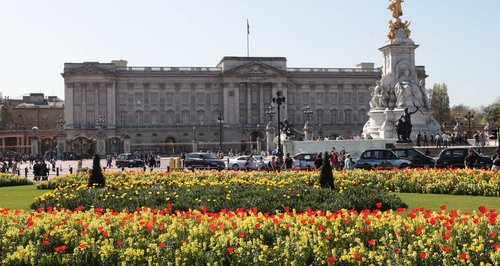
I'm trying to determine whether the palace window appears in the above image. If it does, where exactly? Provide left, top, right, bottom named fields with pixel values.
left=196, top=93, right=205, bottom=106
left=344, top=109, right=352, bottom=124
left=181, top=111, right=190, bottom=125
left=150, top=92, right=159, bottom=106
left=302, top=92, right=309, bottom=105
left=197, top=110, right=205, bottom=125
left=134, top=93, right=143, bottom=106
left=166, top=93, right=174, bottom=106
left=358, top=92, right=365, bottom=105
left=86, top=94, right=94, bottom=105
left=330, top=110, right=338, bottom=124
left=150, top=111, right=159, bottom=126
left=316, top=92, right=323, bottom=105
left=211, top=93, right=220, bottom=105
left=74, top=93, right=81, bottom=105
left=166, top=111, right=174, bottom=126
left=251, top=90, right=258, bottom=104
left=330, top=92, right=338, bottom=105
left=181, top=93, right=189, bottom=105
left=344, top=92, right=352, bottom=105
left=135, top=111, right=143, bottom=127
left=119, top=94, right=127, bottom=106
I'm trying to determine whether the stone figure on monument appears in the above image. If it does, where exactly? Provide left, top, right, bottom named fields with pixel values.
left=369, top=81, right=383, bottom=109
left=395, top=69, right=424, bottom=108
left=395, top=105, right=419, bottom=141
left=387, top=0, right=403, bottom=18
left=419, top=80, right=429, bottom=108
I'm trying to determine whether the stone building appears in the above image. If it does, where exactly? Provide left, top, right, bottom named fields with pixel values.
left=0, top=93, right=64, bottom=154
left=62, top=56, right=426, bottom=155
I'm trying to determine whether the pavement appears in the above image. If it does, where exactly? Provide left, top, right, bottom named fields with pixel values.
left=12, top=157, right=183, bottom=181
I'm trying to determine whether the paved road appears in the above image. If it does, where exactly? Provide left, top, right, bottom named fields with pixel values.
left=12, top=157, right=184, bottom=181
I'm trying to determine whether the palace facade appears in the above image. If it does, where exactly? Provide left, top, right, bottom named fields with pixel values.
left=62, top=56, right=427, bottom=155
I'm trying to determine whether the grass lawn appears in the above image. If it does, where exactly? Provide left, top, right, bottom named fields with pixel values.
left=0, top=185, right=498, bottom=213
left=396, top=193, right=500, bottom=213
left=0, top=184, right=48, bottom=211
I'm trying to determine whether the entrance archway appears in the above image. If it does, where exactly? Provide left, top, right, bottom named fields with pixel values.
left=164, top=137, right=176, bottom=155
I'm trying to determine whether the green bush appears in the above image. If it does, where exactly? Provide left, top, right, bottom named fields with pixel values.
left=0, top=173, right=33, bottom=187
left=88, top=154, right=105, bottom=188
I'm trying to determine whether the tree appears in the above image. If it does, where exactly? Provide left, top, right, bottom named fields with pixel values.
left=88, top=154, right=106, bottom=187
left=429, top=83, right=451, bottom=123
left=319, top=151, right=334, bottom=189
left=0, top=104, right=14, bottom=129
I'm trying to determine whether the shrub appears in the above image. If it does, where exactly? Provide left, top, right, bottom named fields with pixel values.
left=0, top=173, right=33, bottom=187
left=88, top=154, right=105, bottom=188
left=319, top=151, right=334, bottom=189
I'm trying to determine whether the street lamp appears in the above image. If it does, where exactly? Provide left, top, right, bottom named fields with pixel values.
left=265, top=105, right=275, bottom=122
left=96, top=115, right=105, bottom=133
left=216, top=114, right=224, bottom=151
left=272, top=91, right=286, bottom=165
left=303, top=106, right=313, bottom=123
left=56, top=115, right=66, bottom=132
left=464, top=112, right=474, bottom=139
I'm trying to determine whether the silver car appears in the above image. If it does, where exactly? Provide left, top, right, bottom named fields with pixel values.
left=227, top=156, right=268, bottom=170
left=355, top=149, right=412, bottom=170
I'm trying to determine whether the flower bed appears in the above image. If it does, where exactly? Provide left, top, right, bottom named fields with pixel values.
left=0, top=173, right=33, bottom=187
left=0, top=206, right=497, bottom=265
left=39, top=168, right=499, bottom=196
left=31, top=171, right=406, bottom=213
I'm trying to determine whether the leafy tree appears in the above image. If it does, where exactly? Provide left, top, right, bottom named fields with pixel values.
left=88, top=154, right=106, bottom=187
left=429, top=83, right=451, bottom=123
left=319, top=151, right=334, bottom=189
left=0, top=104, right=14, bottom=129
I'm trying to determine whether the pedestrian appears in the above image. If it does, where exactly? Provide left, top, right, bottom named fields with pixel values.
left=292, top=155, right=301, bottom=170
left=330, top=147, right=339, bottom=170
left=344, top=154, right=355, bottom=170
left=423, top=132, right=428, bottom=146
left=491, top=148, right=500, bottom=170
left=283, top=153, right=293, bottom=171
left=442, top=132, right=449, bottom=148
left=314, top=153, right=323, bottom=170
left=416, top=132, right=422, bottom=146
left=464, top=149, right=478, bottom=169
left=267, top=156, right=277, bottom=171
left=435, top=133, right=441, bottom=148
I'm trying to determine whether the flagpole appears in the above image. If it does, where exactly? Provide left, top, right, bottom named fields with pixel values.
left=247, top=19, right=249, bottom=57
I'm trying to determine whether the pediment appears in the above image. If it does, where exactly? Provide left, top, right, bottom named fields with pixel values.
left=66, top=64, right=114, bottom=75
left=224, top=62, right=287, bottom=76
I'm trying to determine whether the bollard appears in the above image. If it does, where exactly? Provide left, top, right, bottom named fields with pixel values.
left=69, top=167, right=73, bottom=174
left=17, top=169, right=20, bottom=176
left=25, top=167, right=28, bottom=178
left=167, top=166, right=170, bottom=172
left=150, top=167, right=153, bottom=172
left=121, top=167, right=125, bottom=171
left=143, top=166, right=146, bottom=172
left=56, top=167, right=59, bottom=176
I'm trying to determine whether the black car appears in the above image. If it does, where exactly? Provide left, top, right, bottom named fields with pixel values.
left=355, top=149, right=412, bottom=170
left=183, top=152, right=225, bottom=170
left=434, top=148, right=493, bottom=169
left=115, top=153, right=145, bottom=168
left=391, top=148, right=435, bottom=168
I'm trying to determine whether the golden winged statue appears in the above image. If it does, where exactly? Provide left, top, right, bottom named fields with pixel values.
left=388, top=0, right=403, bottom=18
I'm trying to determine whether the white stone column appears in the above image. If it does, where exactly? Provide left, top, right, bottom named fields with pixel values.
left=64, top=83, right=74, bottom=128
left=233, top=83, right=240, bottom=125
left=223, top=82, right=230, bottom=124
left=107, top=82, right=116, bottom=129
left=259, top=83, right=264, bottom=124
left=247, top=83, right=251, bottom=124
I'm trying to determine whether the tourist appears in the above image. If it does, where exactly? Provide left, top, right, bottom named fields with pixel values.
left=442, top=132, right=449, bottom=148
left=267, top=156, right=277, bottom=171
left=330, top=147, right=340, bottom=170
left=491, top=148, right=500, bottom=170
left=464, top=149, right=478, bottom=169
left=423, top=132, right=429, bottom=146
left=344, top=154, right=355, bottom=170
left=292, top=155, right=301, bottom=170
left=314, top=153, right=323, bottom=170
left=283, top=153, right=293, bottom=171
left=416, top=132, right=422, bottom=146
left=435, top=133, right=441, bottom=148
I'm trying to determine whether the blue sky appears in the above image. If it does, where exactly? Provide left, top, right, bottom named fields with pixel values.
left=1, top=0, right=499, bottom=108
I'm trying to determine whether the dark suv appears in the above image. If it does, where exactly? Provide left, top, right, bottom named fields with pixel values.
left=391, top=148, right=435, bottom=168
left=356, top=149, right=412, bottom=170
left=183, top=152, right=225, bottom=170
left=116, top=153, right=145, bottom=168
left=434, top=148, right=493, bottom=169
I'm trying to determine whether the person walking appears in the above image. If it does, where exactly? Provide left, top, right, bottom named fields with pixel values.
left=344, top=154, right=355, bottom=170
left=314, top=153, right=323, bottom=170
left=464, top=149, right=478, bottom=169
left=435, top=133, right=442, bottom=148
left=442, top=132, right=449, bottom=148
left=491, top=148, right=500, bottom=170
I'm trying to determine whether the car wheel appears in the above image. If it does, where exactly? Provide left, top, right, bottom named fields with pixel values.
left=232, top=164, right=239, bottom=170
left=399, top=163, right=409, bottom=169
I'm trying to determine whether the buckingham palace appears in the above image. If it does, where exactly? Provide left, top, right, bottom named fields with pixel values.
left=62, top=56, right=426, bottom=156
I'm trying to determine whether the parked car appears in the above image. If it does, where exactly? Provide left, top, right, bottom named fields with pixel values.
left=434, top=148, right=493, bottom=169
left=115, top=153, right=145, bottom=168
left=1, top=150, right=19, bottom=158
left=356, top=149, right=412, bottom=170
left=227, top=155, right=268, bottom=170
left=184, top=152, right=225, bottom=170
left=391, top=148, right=435, bottom=168
left=295, top=153, right=318, bottom=170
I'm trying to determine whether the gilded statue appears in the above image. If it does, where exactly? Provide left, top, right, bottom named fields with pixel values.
left=388, top=0, right=403, bottom=18
left=387, top=18, right=411, bottom=40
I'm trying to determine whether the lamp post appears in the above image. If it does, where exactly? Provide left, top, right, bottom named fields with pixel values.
left=303, top=106, right=313, bottom=123
left=272, top=91, right=286, bottom=165
left=216, top=114, right=224, bottom=151
left=464, top=112, right=474, bottom=139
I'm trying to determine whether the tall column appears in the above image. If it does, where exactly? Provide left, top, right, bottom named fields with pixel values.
left=234, top=83, right=240, bottom=125
left=106, top=82, right=116, bottom=129
left=64, top=83, right=74, bottom=128
left=223, top=82, right=230, bottom=124
left=259, top=83, right=264, bottom=124
left=247, top=83, right=251, bottom=124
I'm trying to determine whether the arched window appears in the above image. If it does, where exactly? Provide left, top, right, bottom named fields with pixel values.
left=181, top=111, right=190, bottom=126
left=196, top=110, right=205, bottom=125
left=166, top=111, right=175, bottom=126
left=344, top=109, right=353, bottom=124
left=330, top=109, right=338, bottom=125
left=316, top=109, right=324, bottom=124
left=134, top=111, right=143, bottom=127
left=150, top=111, right=159, bottom=126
